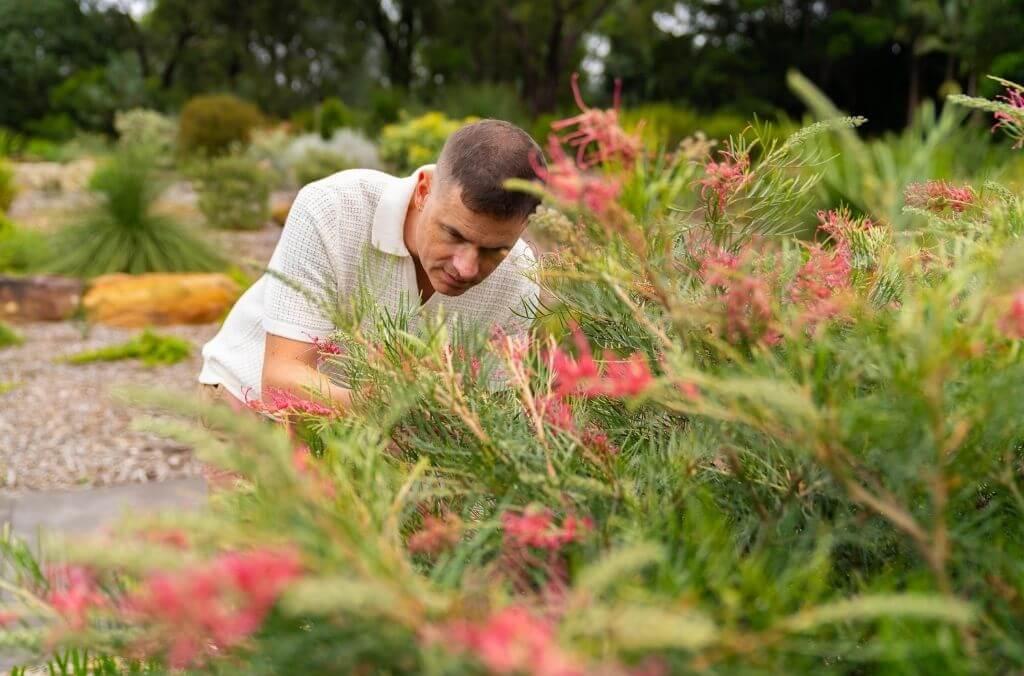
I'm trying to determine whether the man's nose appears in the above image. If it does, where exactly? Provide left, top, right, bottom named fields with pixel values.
left=452, top=247, right=479, bottom=280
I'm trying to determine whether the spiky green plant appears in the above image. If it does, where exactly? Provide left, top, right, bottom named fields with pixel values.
left=45, top=149, right=224, bottom=277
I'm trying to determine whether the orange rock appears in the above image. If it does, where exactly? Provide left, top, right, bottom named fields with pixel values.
left=270, top=193, right=295, bottom=227
left=0, top=275, right=84, bottom=321
left=83, top=273, right=241, bottom=327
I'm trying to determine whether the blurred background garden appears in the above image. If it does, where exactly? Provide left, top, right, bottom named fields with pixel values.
left=1, top=0, right=1023, bottom=484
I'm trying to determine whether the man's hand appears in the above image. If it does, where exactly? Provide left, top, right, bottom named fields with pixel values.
left=262, top=333, right=353, bottom=413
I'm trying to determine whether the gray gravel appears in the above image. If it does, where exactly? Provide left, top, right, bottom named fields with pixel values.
left=0, top=321, right=221, bottom=491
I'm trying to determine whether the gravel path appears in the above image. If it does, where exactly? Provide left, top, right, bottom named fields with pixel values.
left=0, top=321, right=221, bottom=491
left=1, top=168, right=284, bottom=492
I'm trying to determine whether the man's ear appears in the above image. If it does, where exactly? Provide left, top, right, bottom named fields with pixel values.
left=415, top=170, right=433, bottom=209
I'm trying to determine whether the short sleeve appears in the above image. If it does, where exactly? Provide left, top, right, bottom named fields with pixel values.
left=262, top=189, right=337, bottom=342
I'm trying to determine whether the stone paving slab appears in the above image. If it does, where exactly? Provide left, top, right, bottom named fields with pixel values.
left=3, top=477, right=206, bottom=540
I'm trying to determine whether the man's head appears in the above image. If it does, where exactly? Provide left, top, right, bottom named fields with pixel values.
left=404, top=119, right=544, bottom=296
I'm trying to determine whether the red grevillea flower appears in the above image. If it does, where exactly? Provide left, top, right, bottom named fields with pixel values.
left=722, top=275, right=781, bottom=346
left=789, top=243, right=853, bottom=327
left=550, top=329, right=654, bottom=399
left=502, top=507, right=592, bottom=550
left=581, top=427, right=619, bottom=456
left=999, top=289, right=1024, bottom=339
left=408, top=513, right=464, bottom=555
left=538, top=394, right=576, bottom=431
left=46, top=565, right=105, bottom=630
left=124, top=548, right=301, bottom=668
left=549, top=72, right=642, bottom=169
left=244, top=387, right=334, bottom=417
left=993, top=86, right=1024, bottom=149
left=429, top=605, right=583, bottom=676
left=817, top=208, right=877, bottom=241
left=530, top=137, right=622, bottom=215
left=699, top=150, right=751, bottom=211
left=904, top=181, right=975, bottom=213
left=0, top=611, right=19, bottom=626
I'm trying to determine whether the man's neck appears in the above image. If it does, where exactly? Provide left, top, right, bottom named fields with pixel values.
left=412, top=255, right=435, bottom=303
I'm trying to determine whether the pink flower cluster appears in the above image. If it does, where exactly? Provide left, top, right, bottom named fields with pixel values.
left=244, top=387, right=335, bottom=417
left=530, top=138, right=622, bottom=215
left=431, top=605, right=583, bottom=676
left=994, top=86, right=1024, bottom=149
left=502, top=507, right=592, bottom=551
left=699, top=150, right=751, bottom=211
left=788, top=243, right=852, bottom=327
left=904, top=181, right=975, bottom=213
left=817, top=208, right=876, bottom=239
left=46, top=565, right=106, bottom=630
left=124, top=548, right=302, bottom=668
left=999, top=289, right=1024, bottom=339
left=408, top=512, right=464, bottom=555
left=550, top=72, right=642, bottom=169
left=697, top=247, right=780, bottom=346
left=549, top=329, right=654, bottom=399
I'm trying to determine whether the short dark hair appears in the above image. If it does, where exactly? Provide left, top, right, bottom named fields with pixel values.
left=435, top=119, right=545, bottom=221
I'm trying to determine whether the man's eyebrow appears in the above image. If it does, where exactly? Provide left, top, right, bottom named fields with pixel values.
left=441, top=223, right=510, bottom=250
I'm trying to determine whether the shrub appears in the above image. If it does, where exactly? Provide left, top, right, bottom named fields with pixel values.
left=379, top=112, right=474, bottom=173
left=284, top=130, right=382, bottom=186
left=432, top=82, right=530, bottom=127
left=62, top=328, right=191, bottom=366
left=0, top=215, right=51, bottom=274
left=0, top=159, right=15, bottom=213
left=46, top=148, right=224, bottom=277
left=620, top=102, right=751, bottom=148
left=0, top=320, right=22, bottom=349
left=114, top=108, right=176, bottom=156
left=10, top=80, right=1024, bottom=675
left=177, top=94, right=263, bottom=157
left=317, top=97, right=357, bottom=140
left=191, top=155, right=272, bottom=230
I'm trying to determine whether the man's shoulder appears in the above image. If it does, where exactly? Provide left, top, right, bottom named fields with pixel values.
left=292, top=168, right=399, bottom=227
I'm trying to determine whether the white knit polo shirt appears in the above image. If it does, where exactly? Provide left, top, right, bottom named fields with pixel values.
left=198, top=164, right=539, bottom=403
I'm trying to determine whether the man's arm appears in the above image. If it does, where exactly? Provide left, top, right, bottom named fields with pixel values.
left=262, top=333, right=353, bottom=412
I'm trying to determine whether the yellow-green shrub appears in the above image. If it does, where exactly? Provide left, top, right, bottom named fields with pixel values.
left=178, top=94, right=263, bottom=157
left=621, top=103, right=750, bottom=148
left=0, top=215, right=50, bottom=273
left=192, top=155, right=272, bottom=230
left=379, top=112, right=476, bottom=173
left=0, top=159, right=16, bottom=213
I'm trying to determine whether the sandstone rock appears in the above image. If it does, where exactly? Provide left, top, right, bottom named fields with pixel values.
left=0, top=275, right=84, bottom=321
left=83, top=273, right=241, bottom=327
left=270, top=191, right=296, bottom=227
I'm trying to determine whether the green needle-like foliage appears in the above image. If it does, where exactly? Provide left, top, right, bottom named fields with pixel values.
left=46, top=149, right=225, bottom=278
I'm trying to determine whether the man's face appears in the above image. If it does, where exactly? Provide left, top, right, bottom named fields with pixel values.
left=410, top=173, right=527, bottom=297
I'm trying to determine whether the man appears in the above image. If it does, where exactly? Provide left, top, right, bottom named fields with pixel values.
left=197, top=119, right=544, bottom=412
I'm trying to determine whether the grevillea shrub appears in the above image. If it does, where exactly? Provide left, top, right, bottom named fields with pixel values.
left=4, top=79, right=1024, bottom=675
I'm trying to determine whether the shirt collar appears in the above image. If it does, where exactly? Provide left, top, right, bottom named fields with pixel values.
left=371, top=164, right=435, bottom=257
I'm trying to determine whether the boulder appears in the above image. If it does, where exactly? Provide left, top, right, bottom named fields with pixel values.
left=270, top=191, right=296, bottom=227
left=0, top=275, right=84, bottom=321
left=83, top=273, right=242, bottom=327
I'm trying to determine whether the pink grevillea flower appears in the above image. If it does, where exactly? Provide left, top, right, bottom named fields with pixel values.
left=408, top=512, right=464, bottom=555
left=124, top=548, right=301, bottom=668
left=993, top=86, right=1024, bottom=149
left=721, top=275, right=781, bottom=346
left=999, top=289, right=1024, bottom=339
left=581, top=427, right=619, bottom=456
left=0, top=611, right=19, bottom=626
left=550, top=330, right=654, bottom=399
left=817, top=208, right=877, bottom=242
left=789, top=243, right=853, bottom=328
left=502, top=507, right=592, bottom=551
left=538, top=394, right=576, bottom=431
left=550, top=72, right=642, bottom=169
left=46, top=565, right=105, bottom=630
left=428, top=605, right=583, bottom=676
left=697, top=246, right=740, bottom=285
left=530, top=137, right=622, bottom=215
left=699, top=150, right=751, bottom=211
left=904, top=181, right=976, bottom=213
left=677, top=381, right=701, bottom=400
left=244, top=387, right=334, bottom=417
